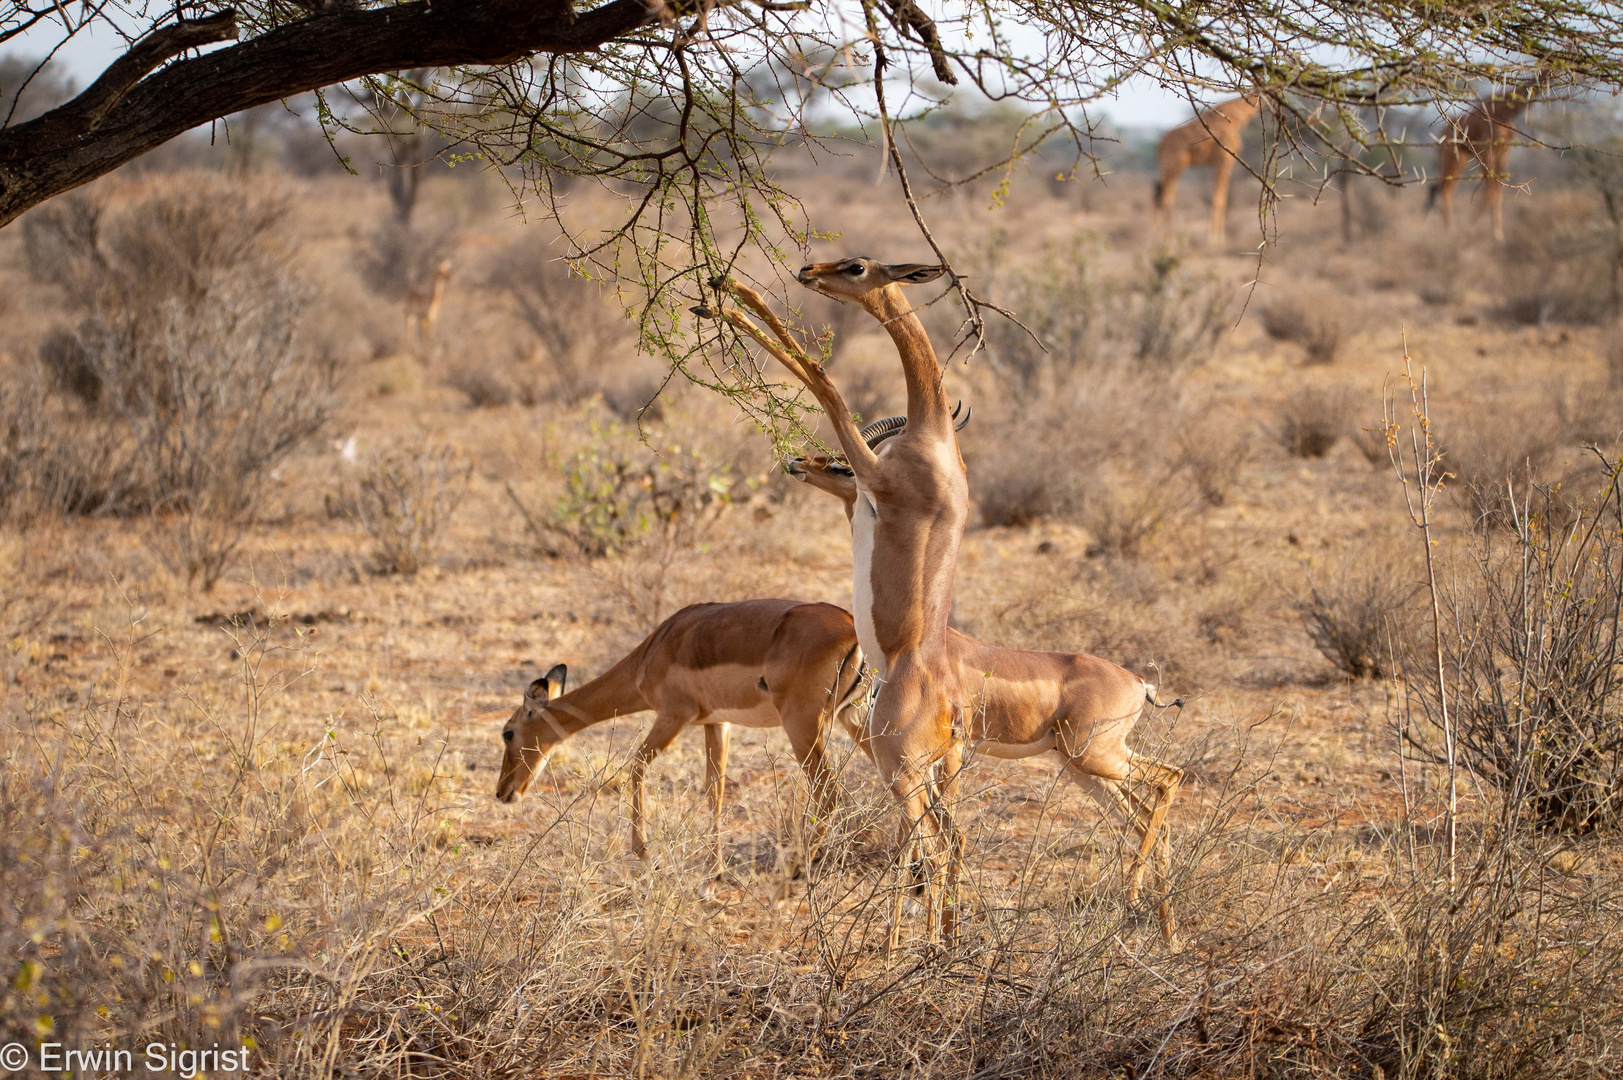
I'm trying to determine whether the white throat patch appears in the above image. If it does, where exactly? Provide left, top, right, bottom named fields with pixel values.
left=851, top=489, right=885, bottom=677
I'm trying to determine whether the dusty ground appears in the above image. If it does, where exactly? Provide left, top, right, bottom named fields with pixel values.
left=2, top=153, right=1621, bottom=1076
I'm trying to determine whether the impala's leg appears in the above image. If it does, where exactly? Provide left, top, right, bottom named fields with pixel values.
left=1209, top=154, right=1235, bottom=245
left=1126, top=753, right=1182, bottom=890
left=777, top=698, right=839, bottom=870
left=1124, top=753, right=1182, bottom=944
left=703, top=722, right=730, bottom=882
left=629, top=711, right=695, bottom=864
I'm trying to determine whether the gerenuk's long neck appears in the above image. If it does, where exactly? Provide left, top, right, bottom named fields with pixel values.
left=862, top=283, right=951, bottom=435
left=538, top=644, right=651, bottom=741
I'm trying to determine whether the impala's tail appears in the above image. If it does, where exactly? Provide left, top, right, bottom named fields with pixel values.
left=1145, top=684, right=1184, bottom=710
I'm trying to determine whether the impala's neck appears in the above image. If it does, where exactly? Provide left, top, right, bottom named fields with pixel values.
left=859, top=283, right=951, bottom=434
left=537, top=651, right=649, bottom=742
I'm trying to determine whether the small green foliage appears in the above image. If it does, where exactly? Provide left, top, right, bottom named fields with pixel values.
left=548, top=410, right=761, bottom=558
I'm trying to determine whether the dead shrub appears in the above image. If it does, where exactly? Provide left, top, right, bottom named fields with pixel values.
left=1080, top=470, right=1184, bottom=558
left=1438, top=389, right=1600, bottom=527
left=336, top=439, right=471, bottom=574
left=1403, top=460, right=1623, bottom=832
left=489, top=236, right=638, bottom=405
left=445, top=364, right=514, bottom=408
left=975, top=235, right=1226, bottom=400
left=1293, top=550, right=1417, bottom=679
left=975, top=467, right=1062, bottom=528
left=970, top=420, right=1074, bottom=527
left=1497, top=195, right=1618, bottom=325
left=1176, top=405, right=1251, bottom=506
left=10, top=182, right=336, bottom=588
left=1275, top=386, right=1353, bottom=458
left=1260, top=292, right=1348, bottom=365
left=966, top=369, right=1195, bottom=548
left=1350, top=419, right=1392, bottom=466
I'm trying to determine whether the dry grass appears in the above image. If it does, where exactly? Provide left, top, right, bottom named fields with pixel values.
left=1275, top=385, right=1354, bottom=458
left=1261, top=291, right=1349, bottom=365
left=3, top=161, right=1622, bottom=1077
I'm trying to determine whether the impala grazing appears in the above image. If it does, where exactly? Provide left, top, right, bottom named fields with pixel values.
left=788, top=424, right=1186, bottom=944
left=495, top=599, right=868, bottom=880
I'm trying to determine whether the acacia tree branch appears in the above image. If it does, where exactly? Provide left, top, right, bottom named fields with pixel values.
left=1, top=11, right=241, bottom=157
left=0, top=0, right=663, bottom=227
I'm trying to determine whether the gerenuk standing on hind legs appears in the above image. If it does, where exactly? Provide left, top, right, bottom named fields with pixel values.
left=700, top=259, right=1182, bottom=951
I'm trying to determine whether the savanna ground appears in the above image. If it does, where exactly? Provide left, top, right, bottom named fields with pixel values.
left=3, top=117, right=1623, bottom=1077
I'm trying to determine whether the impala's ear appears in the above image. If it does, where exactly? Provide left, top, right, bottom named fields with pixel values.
left=524, top=678, right=550, bottom=708
left=885, top=263, right=946, bottom=285
left=543, top=664, right=568, bottom=698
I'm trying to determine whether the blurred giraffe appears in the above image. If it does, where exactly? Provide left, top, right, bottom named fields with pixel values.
left=1154, top=95, right=1264, bottom=244
left=1430, top=84, right=1542, bottom=242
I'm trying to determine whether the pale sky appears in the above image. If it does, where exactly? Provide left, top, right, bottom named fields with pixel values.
left=8, top=15, right=1203, bottom=132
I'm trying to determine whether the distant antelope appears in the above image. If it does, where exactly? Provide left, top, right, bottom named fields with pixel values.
left=1154, top=96, right=1265, bottom=244
left=1429, top=84, right=1542, bottom=242
left=404, top=258, right=453, bottom=348
left=496, top=600, right=869, bottom=881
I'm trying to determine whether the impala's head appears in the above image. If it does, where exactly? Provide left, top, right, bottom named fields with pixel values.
left=784, top=405, right=969, bottom=517
left=796, top=258, right=945, bottom=304
left=494, top=663, right=569, bottom=803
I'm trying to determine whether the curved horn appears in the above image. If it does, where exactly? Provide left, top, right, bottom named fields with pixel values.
left=859, top=414, right=906, bottom=448
left=954, top=404, right=972, bottom=432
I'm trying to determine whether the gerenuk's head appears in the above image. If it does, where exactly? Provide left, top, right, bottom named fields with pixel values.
left=796, top=258, right=945, bottom=306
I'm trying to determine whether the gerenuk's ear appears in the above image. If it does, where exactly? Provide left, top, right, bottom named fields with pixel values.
left=885, top=264, right=946, bottom=285
left=543, top=664, right=568, bottom=698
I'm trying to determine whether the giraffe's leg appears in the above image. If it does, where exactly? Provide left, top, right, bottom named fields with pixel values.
left=1487, top=149, right=1508, bottom=243
left=1209, top=154, right=1236, bottom=245
left=1154, top=166, right=1182, bottom=241
left=702, top=722, right=730, bottom=882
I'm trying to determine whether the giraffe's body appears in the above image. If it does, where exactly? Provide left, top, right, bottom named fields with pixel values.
left=1153, top=96, right=1263, bottom=244
left=1431, top=88, right=1539, bottom=242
